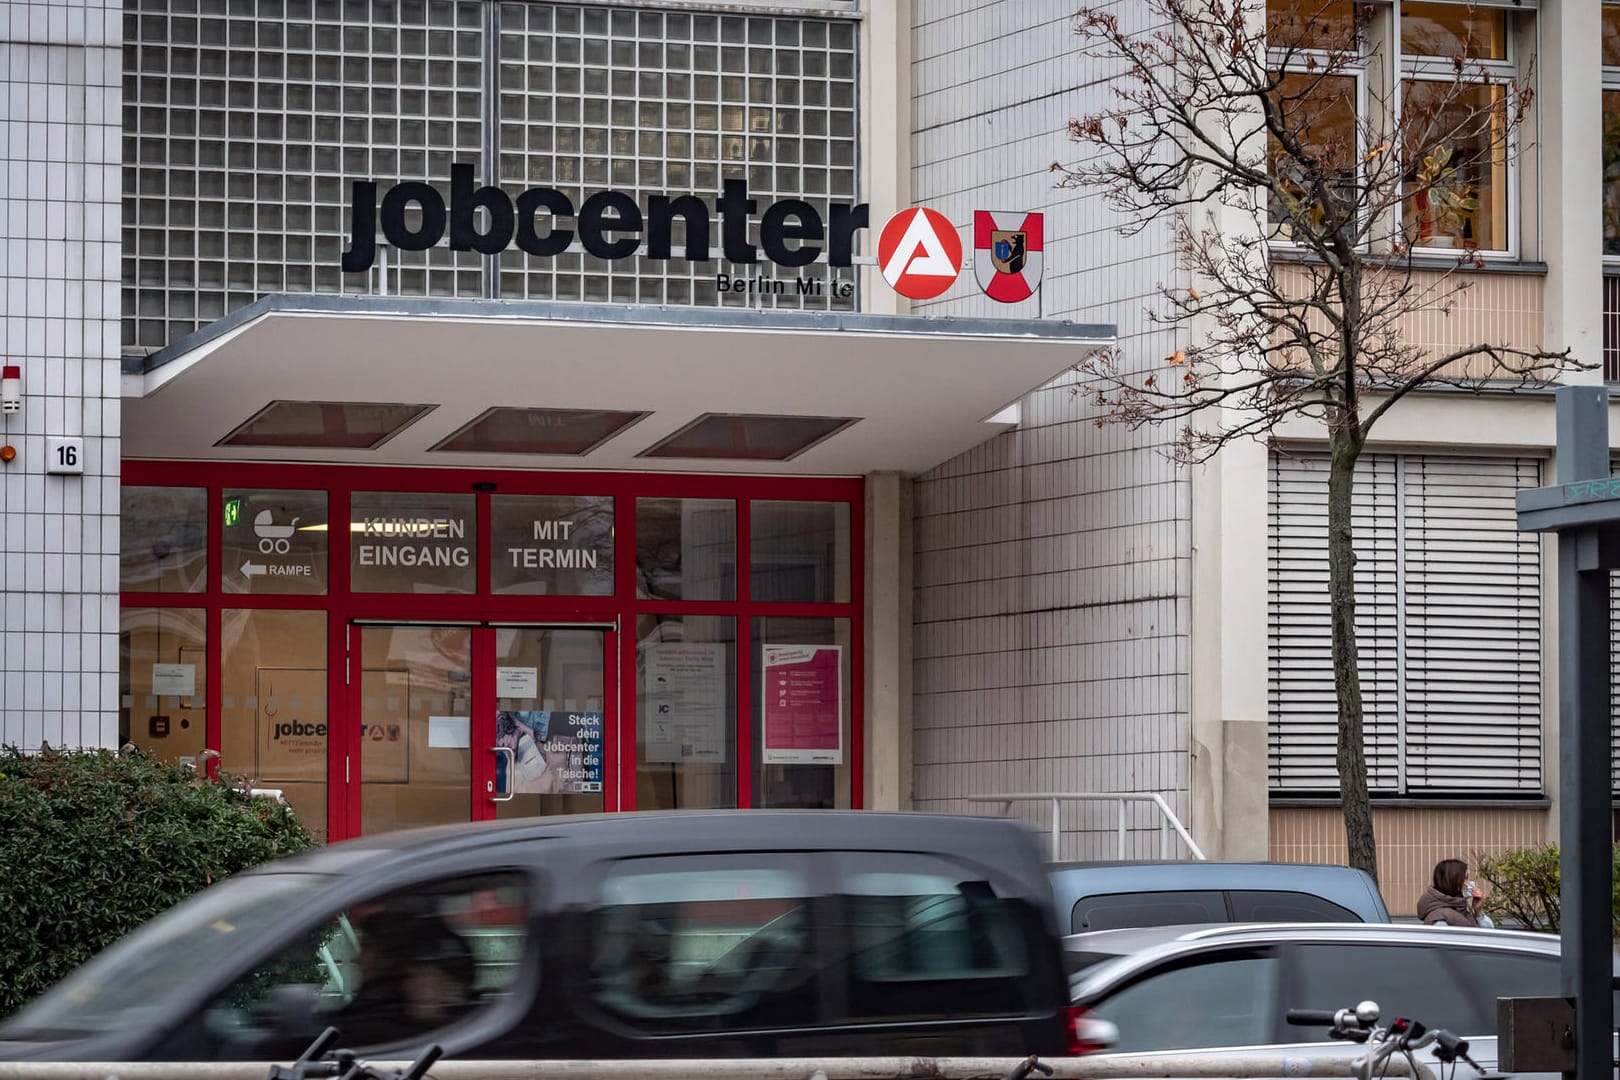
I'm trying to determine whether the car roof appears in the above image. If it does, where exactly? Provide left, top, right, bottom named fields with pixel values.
left=1068, top=921, right=1573, bottom=998
left=1075, top=920, right=1561, bottom=952
left=1047, top=860, right=1389, bottom=921
left=252, top=809, right=1053, bottom=886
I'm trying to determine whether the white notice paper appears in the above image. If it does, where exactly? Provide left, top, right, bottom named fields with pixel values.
left=644, top=643, right=727, bottom=763
left=495, top=666, right=538, bottom=698
left=428, top=715, right=471, bottom=749
left=152, top=663, right=197, bottom=698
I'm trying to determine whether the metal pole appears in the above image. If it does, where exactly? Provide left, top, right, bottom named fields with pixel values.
left=1161, top=815, right=1170, bottom=859
left=1051, top=797, right=1061, bottom=861
left=1553, top=386, right=1614, bottom=1080
left=1117, top=798, right=1127, bottom=858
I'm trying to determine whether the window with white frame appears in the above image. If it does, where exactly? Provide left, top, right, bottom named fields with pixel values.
left=1268, top=451, right=1544, bottom=797
left=1265, top=0, right=1528, bottom=257
left=1398, top=4, right=1516, bottom=252
left=1602, top=4, right=1620, bottom=259
left=1266, top=1, right=1366, bottom=244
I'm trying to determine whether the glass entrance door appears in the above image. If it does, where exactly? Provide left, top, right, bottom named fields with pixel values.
left=491, top=625, right=611, bottom=819
left=348, top=622, right=614, bottom=837
left=355, top=624, right=475, bottom=835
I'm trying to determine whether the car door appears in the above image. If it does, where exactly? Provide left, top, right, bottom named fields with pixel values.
left=815, top=849, right=1069, bottom=1056
left=160, top=866, right=546, bottom=1062
left=1079, top=946, right=1282, bottom=1053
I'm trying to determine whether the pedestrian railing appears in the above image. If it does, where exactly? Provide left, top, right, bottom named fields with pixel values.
left=0, top=1054, right=1430, bottom=1080
left=965, top=791, right=1207, bottom=862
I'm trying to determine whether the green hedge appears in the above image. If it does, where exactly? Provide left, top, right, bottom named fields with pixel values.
left=1475, top=844, right=1620, bottom=935
left=0, top=746, right=317, bottom=1017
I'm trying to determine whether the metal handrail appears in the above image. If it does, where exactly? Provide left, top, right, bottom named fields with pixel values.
left=965, top=792, right=1207, bottom=862
left=0, top=1055, right=1431, bottom=1080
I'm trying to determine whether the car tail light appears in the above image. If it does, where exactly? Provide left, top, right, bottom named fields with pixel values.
left=1066, top=1005, right=1114, bottom=1055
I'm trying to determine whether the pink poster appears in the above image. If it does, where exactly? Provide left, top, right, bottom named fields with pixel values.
left=761, top=644, right=843, bottom=764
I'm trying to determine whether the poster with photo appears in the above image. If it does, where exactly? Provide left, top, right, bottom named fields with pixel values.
left=495, top=710, right=604, bottom=794
left=643, top=642, right=727, bottom=763
left=761, top=644, right=843, bottom=764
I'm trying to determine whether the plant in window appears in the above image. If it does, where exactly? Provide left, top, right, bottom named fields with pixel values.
left=1405, top=144, right=1479, bottom=247
left=1054, top=0, right=1581, bottom=879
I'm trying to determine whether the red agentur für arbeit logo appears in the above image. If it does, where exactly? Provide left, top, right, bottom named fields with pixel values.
left=874, top=207, right=1044, bottom=303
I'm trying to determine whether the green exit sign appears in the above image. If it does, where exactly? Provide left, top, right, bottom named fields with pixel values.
left=223, top=497, right=241, bottom=527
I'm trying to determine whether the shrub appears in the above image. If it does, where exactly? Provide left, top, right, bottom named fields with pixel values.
left=1474, top=844, right=1620, bottom=936
left=0, top=745, right=317, bottom=1017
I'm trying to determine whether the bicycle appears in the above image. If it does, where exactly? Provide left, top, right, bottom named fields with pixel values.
left=266, top=1026, right=443, bottom=1080
left=1286, top=1000, right=1487, bottom=1080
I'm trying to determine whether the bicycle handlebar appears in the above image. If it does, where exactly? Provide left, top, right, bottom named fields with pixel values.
left=1285, top=1009, right=1343, bottom=1027
left=1298, top=1001, right=1481, bottom=1080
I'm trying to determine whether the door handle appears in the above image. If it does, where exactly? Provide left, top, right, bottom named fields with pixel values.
left=490, top=746, right=515, bottom=802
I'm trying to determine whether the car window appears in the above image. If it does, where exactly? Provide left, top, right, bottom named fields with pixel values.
left=1286, top=943, right=1480, bottom=1039
left=1087, top=949, right=1279, bottom=1051
left=587, top=855, right=816, bottom=1033
left=833, top=851, right=1042, bottom=1023
left=1073, top=891, right=1227, bottom=932
left=194, top=872, right=529, bottom=1060
left=0, top=874, right=331, bottom=1041
left=1229, top=891, right=1361, bottom=923
left=1448, top=948, right=1560, bottom=1035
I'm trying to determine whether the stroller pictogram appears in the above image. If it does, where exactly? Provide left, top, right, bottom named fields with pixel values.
left=254, top=509, right=300, bottom=554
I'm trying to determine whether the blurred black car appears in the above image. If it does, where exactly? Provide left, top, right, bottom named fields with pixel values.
left=0, top=811, right=1073, bottom=1061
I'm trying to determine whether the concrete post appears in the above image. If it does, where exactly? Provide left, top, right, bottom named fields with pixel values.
left=1540, top=0, right=1603, bottom=380
left=1190, top=437, right=1271, bottom=860
left=863, top=471, right=912, bottom=810
left=857, top=0, right=911, bottom=316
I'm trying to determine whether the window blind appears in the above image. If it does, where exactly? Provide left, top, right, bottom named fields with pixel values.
left=1402, top=456, right=1542, bottom=793
left=1268, top=451, right=1543, bottom=795
left=1268, top=451, right=1401, bottom=792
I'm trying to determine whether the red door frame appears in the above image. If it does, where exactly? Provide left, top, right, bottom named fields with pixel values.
left=121, top=460, right=865, bottom=840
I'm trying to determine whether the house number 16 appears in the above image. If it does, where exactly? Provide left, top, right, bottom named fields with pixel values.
left=46, top=437, right=84, bottom=476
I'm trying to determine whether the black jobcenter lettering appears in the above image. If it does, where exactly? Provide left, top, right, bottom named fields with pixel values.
left=272, top=720, right=328, bottom=741
left=343, top=166, right=870, bottom=273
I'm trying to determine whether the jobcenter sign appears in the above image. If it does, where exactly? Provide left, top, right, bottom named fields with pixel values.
left=343, top=164, right=869, bottom=273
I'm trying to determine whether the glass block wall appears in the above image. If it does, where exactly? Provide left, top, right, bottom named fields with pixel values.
left=122, top=0, right=862, bottom=352
left=493, top=6, right=858, bottom=307
left=122, top=0, right=486, bottom=350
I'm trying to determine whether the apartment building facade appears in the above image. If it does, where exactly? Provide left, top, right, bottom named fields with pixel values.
left=905, top=0, right=1610, bottom=911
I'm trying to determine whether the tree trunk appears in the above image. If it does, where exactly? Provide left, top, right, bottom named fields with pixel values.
left=1326, top=434, right=1379, bottom=882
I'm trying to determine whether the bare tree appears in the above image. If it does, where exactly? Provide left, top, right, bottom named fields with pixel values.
left=1054, top=0, right=1577, bottom=879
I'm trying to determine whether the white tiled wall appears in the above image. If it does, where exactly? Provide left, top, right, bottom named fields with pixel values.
left=909, top=0, right=1192, bottom=858
left=0, top=0, right=122, bottom=749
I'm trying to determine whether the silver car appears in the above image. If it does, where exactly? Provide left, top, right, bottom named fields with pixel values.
left=1067, top=923, right=1616, bottom=1075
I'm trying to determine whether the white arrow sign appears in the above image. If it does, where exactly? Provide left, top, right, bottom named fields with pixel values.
left=242, top=562, right=266, bottom=578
